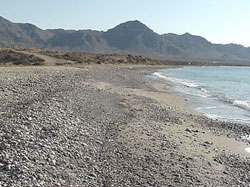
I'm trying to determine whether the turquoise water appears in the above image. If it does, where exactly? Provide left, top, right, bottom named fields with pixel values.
left=152, top=66, right=250, bottom=125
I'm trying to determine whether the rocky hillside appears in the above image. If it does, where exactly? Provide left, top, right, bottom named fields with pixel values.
left=1, top=16, right=250, bottom=63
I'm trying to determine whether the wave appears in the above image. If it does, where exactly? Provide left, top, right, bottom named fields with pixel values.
left=205, top=114, right=250, bottom=124
left=152, top=72, right=168, bottom=80
left=233, top=100, right=250, bottom=111
left=152, top=71, right=250, bottom=114
left=195, top=106, right=218, bottom=110
left=215, top=96, right=250, bottom=112
left=152, top=72, right=209, bottom=98
left=151, top=67, right=250, bottom=125
left=153, top=72, right=200, bottom=88
left=205, top=114, right=221, bottom=120
left=209, top=97, right=250, bottom=113
left=200, top=87, right=209, bottom=93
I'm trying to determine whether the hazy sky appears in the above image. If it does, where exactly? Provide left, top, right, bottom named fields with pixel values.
left=1, top=0, right=250, bottom=47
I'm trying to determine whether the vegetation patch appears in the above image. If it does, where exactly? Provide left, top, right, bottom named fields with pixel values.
left=0, top=49, right=45, bottom=66
left=38, top=50, right=160, bottom=65
left=8, top=47, right=215, bottom=66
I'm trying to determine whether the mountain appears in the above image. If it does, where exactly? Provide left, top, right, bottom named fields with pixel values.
left=0, top=16, right=52, bottom=47
left=103, top=21, right=162, bottom=53
left=45, top=30, right=111, bottom=53
left=1, top=16, right=250, bottom=63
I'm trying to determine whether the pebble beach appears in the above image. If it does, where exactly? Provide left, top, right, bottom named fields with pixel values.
left=0, top=65, right=250, bottom=186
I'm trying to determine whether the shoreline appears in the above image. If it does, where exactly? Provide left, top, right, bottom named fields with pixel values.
left=92, top=64, right=250, bottom=185
left=146, top=66, right=250, bottom=152
left=151, top=65, right=250, bottom=126
left=146, top=67, right=250, bottom=152
left=1, top=64, right=250, bottom=186
left=150, top=76, right=250, bottom=154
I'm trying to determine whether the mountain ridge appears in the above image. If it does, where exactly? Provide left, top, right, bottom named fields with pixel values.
left=1, top=16, right=250, bottom=63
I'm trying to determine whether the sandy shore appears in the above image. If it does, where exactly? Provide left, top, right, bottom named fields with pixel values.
left=0, top=64, right=250, bottom=186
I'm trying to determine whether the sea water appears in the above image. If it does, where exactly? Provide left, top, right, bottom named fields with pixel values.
left=151, top=66, right=250, bottom=125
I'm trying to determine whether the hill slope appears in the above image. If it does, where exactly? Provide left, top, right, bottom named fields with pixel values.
left=1, top=16, right=250, bottom=63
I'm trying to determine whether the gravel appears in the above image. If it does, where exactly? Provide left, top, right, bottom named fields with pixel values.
left=0, top=65, right=249, bottom=186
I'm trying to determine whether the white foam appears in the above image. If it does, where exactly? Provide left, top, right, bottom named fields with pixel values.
left=170, top=77, right=200, bottom=88
left=152, top=72, right=168, bottom=80
left=242, top=135, right=250, bottom=141
left=153, top=72, right=210, bottom=99
left=177, top=88, right=209, bottom=98
left=205, top=114, right=221, bottom=119
left=233, top=100, right=250, bottom=111
left=200, top=87, right=209, bottom=93
left=195, top=106, right=217, bottom=110
left=164, top=76, right=199, bottom=88
left=153, top=72, right=200, bottom=88
left=244, top=147, right=250, bottom=154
